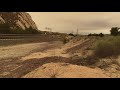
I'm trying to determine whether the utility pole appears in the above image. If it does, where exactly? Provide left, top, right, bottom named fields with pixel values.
left=76, top=29, right=79, bottom=35
left=50, top=28, right=52, bottom=32
left=71, top=30, right=74, bottom=34
left=45, top=27, right=52, bottom=32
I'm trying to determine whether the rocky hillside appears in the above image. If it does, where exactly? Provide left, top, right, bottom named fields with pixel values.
left=0, top=12, right=38, bottom=30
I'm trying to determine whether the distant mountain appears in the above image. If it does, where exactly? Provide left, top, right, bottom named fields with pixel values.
left=0, top=12, right=38, bottom=33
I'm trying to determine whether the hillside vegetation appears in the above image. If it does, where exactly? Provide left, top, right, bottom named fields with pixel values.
left=94, top=36, right=120, bottom=58
left=0, top=23, right=40, bottom=34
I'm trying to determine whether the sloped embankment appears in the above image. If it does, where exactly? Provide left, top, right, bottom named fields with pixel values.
left=23, top=63, right=109, bottom=78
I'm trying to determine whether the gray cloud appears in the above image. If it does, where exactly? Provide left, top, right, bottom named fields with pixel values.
left=28, top=12, right=120, bottom=34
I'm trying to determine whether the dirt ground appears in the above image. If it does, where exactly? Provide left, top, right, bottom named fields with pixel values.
left=23, top=63, right=109, bottom=78
left=21, top=36, right=112, bottom=78
left=0, top=41, right=63, bottom=78
left=0, top=36, right=118, bottom=78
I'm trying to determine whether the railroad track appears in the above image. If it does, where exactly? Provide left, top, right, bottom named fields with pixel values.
left=0, top=34, right=45, bottom=39
left=0, top=34, right=62, bottom=42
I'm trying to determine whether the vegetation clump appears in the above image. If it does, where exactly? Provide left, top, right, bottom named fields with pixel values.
left=110, top=27, right=120, bottom=36
left=0, top=23, right=11, bottom=34
left=88, top=33, right=104, bottom=37
left=0, top=24, right=40, bottom=34
left=69, top=33, right=75, bottom=37
left=110, top=27, right=119, bottom=36
left=94, top=36, right=120, bottom=58
left=62, top=37, right=70, bottom=44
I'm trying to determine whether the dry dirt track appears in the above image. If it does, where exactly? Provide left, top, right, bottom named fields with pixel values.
left=0, top=41, right=63, bottom=78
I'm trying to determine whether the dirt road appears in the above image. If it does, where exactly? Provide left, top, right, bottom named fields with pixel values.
left=0, top=36, right=112, bottom=78
left=0, top=41, right=63, bottom=78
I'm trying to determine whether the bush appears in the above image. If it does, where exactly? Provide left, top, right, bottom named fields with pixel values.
left=94, top=36, right=120, bottom=58
left=69, top=33, right=75, bottom=37
left=62, top=37, right=69, bottom=44
left=99, top=33, right=104, bottom=37
left=110, top=27, right=119, bottom=36
left=88, top=33, right=104, bottom=37
left=63, top=38, right=67, bottom=44
left=88, top=33, right=92, bottom=36
left=0, top=23, right=11, bottom=34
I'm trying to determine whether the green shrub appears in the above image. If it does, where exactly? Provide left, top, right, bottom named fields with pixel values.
left=110, top=27, right=119, bottom=36
left=94, top=36, right=120, bottom=58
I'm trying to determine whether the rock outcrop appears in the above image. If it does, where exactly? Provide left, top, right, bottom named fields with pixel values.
left=0, top=12, right=38, bottom=30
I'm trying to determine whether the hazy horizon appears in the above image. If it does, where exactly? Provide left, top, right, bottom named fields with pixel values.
left=28, top=12, right=120, bottom=34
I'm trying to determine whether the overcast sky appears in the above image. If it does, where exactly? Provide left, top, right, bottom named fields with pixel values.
left=28, top=12, right=120, bottom=34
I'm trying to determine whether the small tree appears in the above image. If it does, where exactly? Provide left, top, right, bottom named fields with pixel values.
left=69, top=33, right=75, bottom=37
left=110, top=27, right=119, bottom=36
left=88, top=33, right=92, bottom=37
left=99, top=33, right=104, bottom=37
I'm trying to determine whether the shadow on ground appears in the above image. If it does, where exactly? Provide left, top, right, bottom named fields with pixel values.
left=2, top=56, right=71, bottom=78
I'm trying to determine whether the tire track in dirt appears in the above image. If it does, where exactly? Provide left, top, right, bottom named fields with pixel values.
left=5, top=38, right=94, bottom=78
left=3, top=56, right=71, bottom=78
left=66, top=38, right=95, bottom=53
left=0, top=41, right=63, bottom=78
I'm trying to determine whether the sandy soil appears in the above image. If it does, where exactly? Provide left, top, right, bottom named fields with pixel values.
left=21, top=46, right=70, bottom=61
left=21, top=37, right=93, bottom=61
left=0, top=36, right=117, bottom=78
left=0, top=42, right=48, bottom=59
left=21, top=37, right=112, bottom=78
left=23, top=63, right=109, bottom=78
left=0, top=41, right=63, bottom=78
left=0, top=41, right=62, bottom=60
